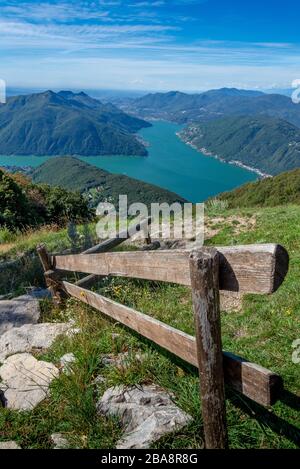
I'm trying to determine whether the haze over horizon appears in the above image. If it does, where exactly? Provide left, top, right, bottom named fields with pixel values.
left=1, top=0, right=300, bottom=92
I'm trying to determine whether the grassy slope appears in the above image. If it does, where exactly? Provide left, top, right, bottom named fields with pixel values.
left=0, top=223, right=99, bottom=296
left=217, top=169, right=300, bottom=208
left=1, top=204, right=299, bottom=448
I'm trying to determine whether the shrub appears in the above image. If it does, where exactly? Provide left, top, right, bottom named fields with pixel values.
left=205, top=198, right=229, bottom=215
left=0, top=169, right=34, bottom=229
left=0, top=168, right=94, bottom=232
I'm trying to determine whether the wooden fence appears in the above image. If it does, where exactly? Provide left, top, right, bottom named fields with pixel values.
left=37, top=236, right=289, bottom=449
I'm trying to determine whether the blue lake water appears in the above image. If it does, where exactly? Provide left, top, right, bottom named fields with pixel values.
left=0, top=120, right=257, bottom=202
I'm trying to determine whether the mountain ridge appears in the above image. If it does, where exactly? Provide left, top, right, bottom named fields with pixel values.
left=122, top=87, right=300, bottom=127
left=179, top=115, right=300, bottom=176
left=31, top=156, right=187, bottom=206
left=0, top=90, right=151, bottom=157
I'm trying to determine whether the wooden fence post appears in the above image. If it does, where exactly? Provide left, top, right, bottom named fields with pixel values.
left=37, top=244, right=64, bottom=303
left=189, top=248, right=228, bottom=449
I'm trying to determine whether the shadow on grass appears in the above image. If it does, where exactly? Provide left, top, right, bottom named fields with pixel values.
left=62, top=302, right=300, bottom=448
left=228, top=389, right=300, bottom=448
left=125, top=329, right=300, bottom=448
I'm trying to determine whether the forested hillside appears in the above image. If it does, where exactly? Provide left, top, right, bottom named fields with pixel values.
left=0, top=91, right=150, bottom=156
left=31, top=157, right=187, bottom=206
left=179, top=116, right=300, bottom=176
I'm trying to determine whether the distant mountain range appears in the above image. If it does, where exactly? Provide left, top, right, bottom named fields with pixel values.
left=179, top=116, right=300, bottom=176
left=31, top=156, right=187, bottom=206
left=0, top=90, right=150, bottom=156
left=3, top=86, right=300, bottom=180
left=122, top=88, right=300, bottom=127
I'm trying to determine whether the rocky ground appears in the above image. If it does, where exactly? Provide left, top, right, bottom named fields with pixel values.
left=0, top=288, right=192, bottom=449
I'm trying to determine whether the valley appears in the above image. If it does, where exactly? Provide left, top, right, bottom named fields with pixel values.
left=0, top=120, right=257, bottom=203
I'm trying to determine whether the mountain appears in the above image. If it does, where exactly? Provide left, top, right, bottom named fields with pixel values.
left=0, top=90, right=151, bottom=157
left=214, top=168, right=300, bottom=208
left=179, top=116, right=300, bottom=176
left=123, top=88, right=300, bottom=126
left=31, top=156, right=187, bottom=206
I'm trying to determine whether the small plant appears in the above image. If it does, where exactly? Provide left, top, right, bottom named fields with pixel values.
left=67, top=221, right=80, bottom=253
left=205, top=198, right=229, bottom=215
left=0, top=227, right=14, bottom=244
left=82, top=223, right=93, bottom=251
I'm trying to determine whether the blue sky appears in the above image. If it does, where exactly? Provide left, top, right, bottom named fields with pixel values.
left=1, top=0, right=300, bottom=91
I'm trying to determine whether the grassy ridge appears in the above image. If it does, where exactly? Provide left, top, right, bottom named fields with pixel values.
left=31, top=156, right=187, bottom=206
left=216, top=169, right=300, bottom=208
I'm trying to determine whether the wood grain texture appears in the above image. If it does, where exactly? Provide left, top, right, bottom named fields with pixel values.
left=63, top=281, right=282, bottom=406
left=189, top=248, right=228, bottom=449
left=37, top=245, right=61, bottom=301
left=55, top=244, right=289, bottom=294
left=37, top=244, right=52, bottom=272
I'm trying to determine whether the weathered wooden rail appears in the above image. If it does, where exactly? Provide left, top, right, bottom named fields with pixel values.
left=37, top=240, right=289, bottom=449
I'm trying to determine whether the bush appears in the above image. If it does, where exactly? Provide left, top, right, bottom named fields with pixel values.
left=0, top=168, right=94, bottom=231
left=0, top=227, right=15, bottom=244
left=0, top=169, right=34, bottom=229
left=40, top=185, right=93, bottom=224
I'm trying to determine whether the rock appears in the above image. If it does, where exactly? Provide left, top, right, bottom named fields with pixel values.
left=51, top=433, right=69, bottom=449
left=101, top=352, right=147, bottom=370
left=93, top=375, right=106, bottom=385
left=0, top=294, right=41, bottom=336
left=0, top=353, right=59, bottom=411
left=60, top=353, right=76, bottom=373
left=0, top=322, right=74, bottom=362
left=0, top=441, right=21, bottom=449
left=101, top=352, right=129, bottom=368
left=111, top=333, right=120, bottom=340
left=25, top=288, right=51, bottom=300
left=97, top=384, right=192, bottom=449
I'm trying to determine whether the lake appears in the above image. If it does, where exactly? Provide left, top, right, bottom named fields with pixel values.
left=0, top=121, right=257, bottom=202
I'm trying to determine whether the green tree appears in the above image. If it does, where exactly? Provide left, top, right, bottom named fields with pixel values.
left=35, top=185, right=93, bottom=225
left=0, top=169, right=33, bottom=229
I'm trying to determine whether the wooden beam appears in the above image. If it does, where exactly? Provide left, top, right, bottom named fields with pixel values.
left=189, top=248, right=228, bottom=449
left=75, top=216, right=153, bottom=287
left=74, top=274, right=99, bottom=288
left=37, top=244, right=52, bottom=272
left=55, top=244, right=289, bottom=294
left=82, top=216, right=152, bottom=255
left=62, top=281, right=282, bottom=406
left=37, top=244, right=62, bottom=302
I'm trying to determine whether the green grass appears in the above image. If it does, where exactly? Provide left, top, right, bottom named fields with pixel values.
left=0, top=223, right=98, bottom=296
left=0, top=204, right=300, bottom=448
left=217, top=169, right=300, bottom=208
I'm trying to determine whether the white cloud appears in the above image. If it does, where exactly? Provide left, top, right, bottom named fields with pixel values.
left=1, top=1, right=300, bottom=91
left=0, top=2, right=110, bottom=22
left=129, top=1, right=166, bottom=7
left=3, top=53, right=300, bottom=92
